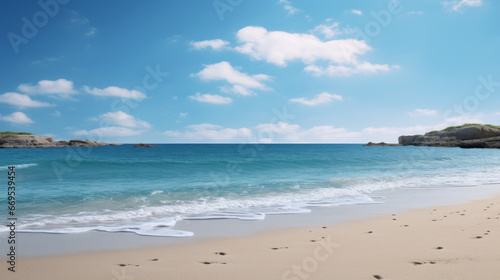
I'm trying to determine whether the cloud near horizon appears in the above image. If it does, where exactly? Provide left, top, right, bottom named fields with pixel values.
left=408, top=108, right=438, bottom=117
left=162, top=115, right=490, bottom=143
left=74, top=126, right=143, bottom=138
left=99, top=111, right=151, bottom=128
left=74, top=111, right=151, bottom=138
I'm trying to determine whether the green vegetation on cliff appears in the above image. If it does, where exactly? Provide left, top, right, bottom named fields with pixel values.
left=0, top=131, right=34, bottom=138
left=426, top=124, right=500, bottom=135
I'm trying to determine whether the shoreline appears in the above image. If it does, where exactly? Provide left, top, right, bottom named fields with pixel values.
left=1, top=185, right=500, bottom=279
left=2, top=183, right=500, bottom=257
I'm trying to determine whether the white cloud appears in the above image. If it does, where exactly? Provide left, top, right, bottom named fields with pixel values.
left=408, top=108, right=438, bottom=117
left=255, top=122, right=361, bottom=143
left=310, top=21, right=341, bottom=39
left=290, top=92, right=342, bottom=106
left=305, top=63, right=399, bottom=77
left=164, top=123, right=252, bottom=142
left=74, top=127, right=142, bottom=137
left=0, top=112, right=34, bottom=124
left=189, top=92, right=232, bottom=104
left=99, top=111, right=151, bottom=128
left=83, top=86, right=146, bottom=100
left=255, top=122, right=300, bottom=135
left=278, top=0, right=301, bottom=15
left=0, top=92, right=55, bottom=108
left=191, top=39, right=229, bottom=50
left=234, top=26, right=398, bottom=77
left=235, top=26, right=371, bottom=67
left=193, top=61, right=271, bottom=95
left=179, top=112, right=188, bottom=118
left=442, top=0, right=483, bottom=11
left=350, top=9, right=363, bottom=15
left=18, top=79, right=77, bottom=98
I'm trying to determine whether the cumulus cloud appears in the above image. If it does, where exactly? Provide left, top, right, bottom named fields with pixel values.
left=83, top=86, right=146, bottom=100
left=235, top=26, right=370, bottom=66
left=193, top=61, right=271, bottom=95
left=442, top=0, right=483, bottom=11
left=255, top=122, right=361, bottom=143
left=0, top=112, right=34, bottom=124
left=74, top=127, right=142, bottom=137
left=99, top=111, right=151, bottom=128
left=191, top=39, right=229, bottom=50
left=17, top=79, right=77, bottom=98
left=290, top=92, right=342, bottom=106
left=408, top=108, right=438, bottom=117
left=74, top=111, right=150, bottom=138
left=234, top=26, right=398, bottom=77
left=0, top=92, right=55, bottom=108
left=164, top=123, right=252, bottom=142
left=255, top=122, right=300, bottom=135
left=189, top=92, right=232, bottom=104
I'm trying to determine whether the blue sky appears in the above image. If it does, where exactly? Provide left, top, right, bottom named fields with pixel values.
left=1, top=0, right=499, bottom=143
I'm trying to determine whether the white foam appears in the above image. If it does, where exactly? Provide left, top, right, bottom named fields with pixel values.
left=185, top=211, right=265, bottom=220
left=0, top=163, right=38, bottom=170
left=10, top=166, right=500, bottom=238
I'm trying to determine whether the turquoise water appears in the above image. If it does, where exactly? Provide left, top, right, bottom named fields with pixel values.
left=1, top=144, right=499, bottom=236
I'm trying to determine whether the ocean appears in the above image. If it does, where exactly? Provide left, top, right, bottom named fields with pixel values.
left=1, top=144, right=500, bottom=237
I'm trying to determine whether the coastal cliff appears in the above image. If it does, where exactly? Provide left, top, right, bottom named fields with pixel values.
left=0, top=132, right=121, bottom=149
left=398, top=124, right=500, bottom=149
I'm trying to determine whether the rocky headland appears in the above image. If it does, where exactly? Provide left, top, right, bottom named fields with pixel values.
left=398, top=124, right=500, bottom=149
left=0, top=132, right=121, bottom=149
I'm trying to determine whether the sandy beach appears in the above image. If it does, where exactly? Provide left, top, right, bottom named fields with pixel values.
left=2, top=193, right=499, bottom=280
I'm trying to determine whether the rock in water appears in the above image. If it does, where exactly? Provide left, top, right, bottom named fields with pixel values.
left=133, top=143, right=159, bottom=148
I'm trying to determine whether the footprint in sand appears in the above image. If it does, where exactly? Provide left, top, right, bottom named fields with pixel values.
left=118, top=264, right=139, bottom=267
left=412, top=261, right=436, bottom=265
left=215, top=252, right=226, bottom=256
left=202, top=261, right=226, bottom=265
left=271, top=247, right=289, bottom=250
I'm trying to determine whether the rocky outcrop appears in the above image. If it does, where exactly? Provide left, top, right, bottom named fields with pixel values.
left=133, top=143, right=158, bottom=148
left=364, top=142, right=401, bottom=146
left=398, top=125, right=500, bottom=149
left=0, top=134, right=121, bottom=149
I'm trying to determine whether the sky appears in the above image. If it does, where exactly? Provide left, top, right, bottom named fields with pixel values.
left=1, top=0, right=499, bottom=143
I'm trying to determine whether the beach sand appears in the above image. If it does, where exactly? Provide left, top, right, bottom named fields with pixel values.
left=2, top=194, right=500, bottom=280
